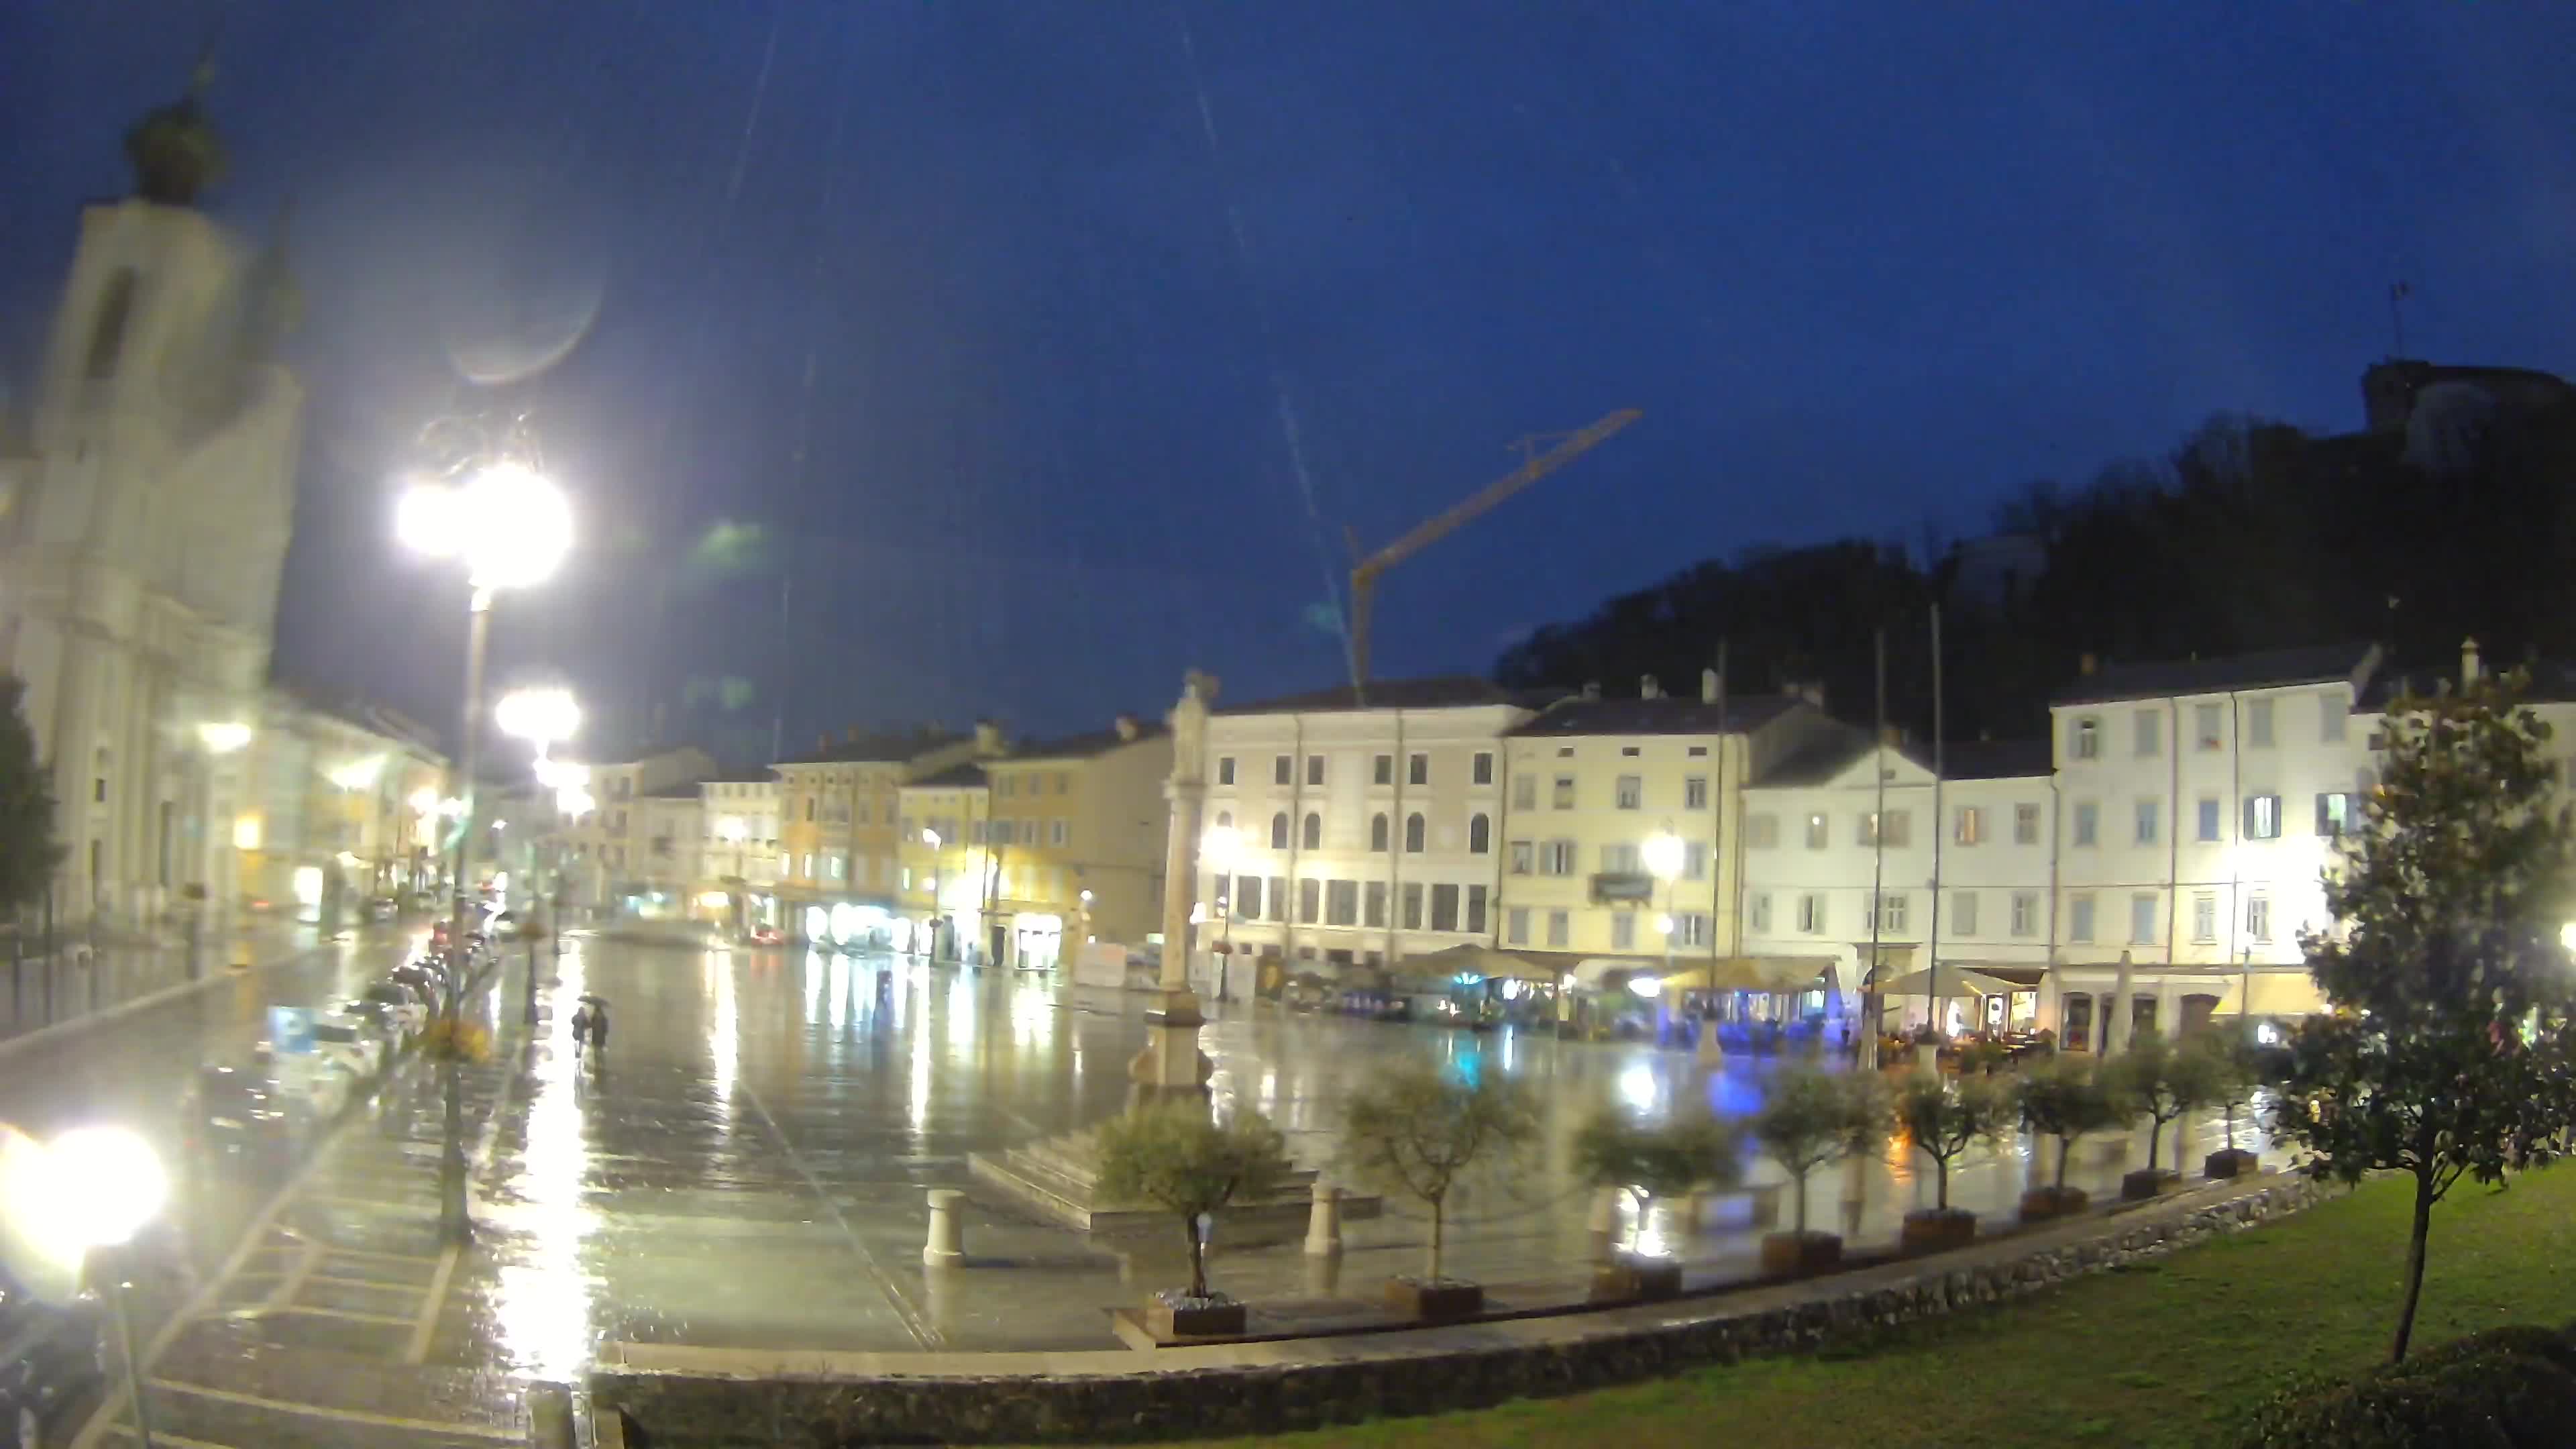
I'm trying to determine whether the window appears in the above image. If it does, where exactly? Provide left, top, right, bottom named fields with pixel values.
left=800, top=853, right=814, bottom=879
left=2015, top=802, right=2041, bottom=845
left=1750, top=893, right=1773, bottom=932
left=1306, top=755, right=1326, bottom=786
left=999, top=775, right=1016, bottom=798
left=1673, top=913, right=1712, bottom=948
left=2197, top=796, right=2221, bottom=843
left=2247, top=895, right=2273, bottom=942
left=2010, top=891, right=2037, bottom=937
left=1408, top=753, right=1429, bottom=786
left=2072, top=800, right=2098, bottom=847
left=2247, top=700, right=2275, bottom=747
left=1955, top=806, right=1984, bottom=845
left=2131, top=892, right=2158, bottom=945
left=1299, top=812, right=1321, bottom=849
left=1404, top=813, right=1426, bottom=852
left=1298, top=877, right=1322, bottom=924
left=2072, top=716, right=2100, bottom=760
left=1508, top=839, right=1533, bottom=875
left=1466, top=884, right=1487, bottom=934
left=1468, top=813, right=1491, bottom=853
left=1364, top=881, right=1386, bottom=926
left=2192, top=892, right=2217, bottom=943
left=1688, top=745, right=1708, bottom=757
left=827, top=854, right=845, bottom=880
left=1552, top=775, right=1575, bottom=809
left=1860, top=810, right=1910, bottom=847
left=1611, top=912, right=1636, bottom=951
left=1805, top=812, right=1829, bottom=849
left=2135, top=798, right=2159, bottom=846
left=2135, top=709, right=2161, bottom=757
left=2316, top=792, right=2356, bottom=837
left=1238, top=876, right=1265, bottom=920
left=1601, top=842, right=1640, bottom=873
left=1326, top=879, right=1358, bottom=926
left=1402, top=882, right=1425, bottom=930
left=1615, top=775, right=1642, bottom=810
left=1684, top=775, right=1709, bottom=810
left=1267, top=876, right=1288, bottom=921
left=1270, top=812, right=1289, bottom=850
left=2244, top=794, right=2282, bottom=839
left=1051, top=820, right=1069, bottom=847
left=1748, top=814, right=1779, bottom=849
left=1373, top=754, right=1393, bottom=786
left=1941, top=890, right=1974, bottom=936
left=1621, top=746, right=1641, bottom=757
left=1682, top=841, right=1708, bottom=879
left=1872, top=891, right=1908, bottom=932
left=2196, top=704, right=2223, bottom=751
left=1472, top=752, right=1494, bottom=786
left=1797, top=894, right=1825, bottom=933
left=2320, top=694, right=2347, bottom=743
left=1505, top=906, right=1530, bottom=945
left=1274, top=755, right=1293, bottom=785
left=1546, top=909, right=1570, bottom=948
left=1540, top=840, right=1577, bottom=875
left=1371, top=813, right=1391, bottom=851
left=804, top=799, right=815, bottom=822
left=1512, top=774, right=1536, bottom=811
left=2070, top=894, right=2096, bottom=943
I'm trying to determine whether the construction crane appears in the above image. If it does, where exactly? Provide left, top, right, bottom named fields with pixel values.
left=1343, top=409, right=1642, bottom=703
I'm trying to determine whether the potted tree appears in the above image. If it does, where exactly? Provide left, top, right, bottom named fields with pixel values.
left=2110, top=1030, right=2219, bottom=1199
left=1750, top=1065, right=1888, bottom=1275
left=2194, top=1033, right=2264, bottom=1179
left=1092, top=1102, right=1293, bottom=1338
left=2015, top=1055, right=2131, bottom=1221
left=1573, top=1109, right=1741, bottom=1302
left=1894, top=1073, right=2012, bottom=1252
left=1337, top=1059, right=1540, bottom=1323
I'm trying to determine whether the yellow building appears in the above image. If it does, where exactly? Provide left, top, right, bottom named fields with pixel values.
left=776, top=723, right=1000, bottom=945
left=239, top=686, right=448, bottom=920
left=896, top=764, right=992, bottom=961
left=982, top=715, right=1171, bottom=966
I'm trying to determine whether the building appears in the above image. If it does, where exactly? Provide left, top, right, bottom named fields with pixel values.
left=697, top=769, right=781, bottom=933
left=635, top=783, right=704, bottom=908
left=774, top=724, right=997, bottom=935
left=237, top=686, right=447, bottom=919
left=0, top=84, right=301, bottom=932
left=896, top=763, right=992, bottom=961
left=979, top=713, right=1172, bottom=967
left=1199, top=678, right=1548, bottom=978
left=1739, top=727, right=2057, bottom=1034
left=556, top=746, right=714, bottom=918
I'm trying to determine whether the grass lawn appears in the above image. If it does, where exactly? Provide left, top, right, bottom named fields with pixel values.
left=1146, top=1169, right=2576, bottom=1449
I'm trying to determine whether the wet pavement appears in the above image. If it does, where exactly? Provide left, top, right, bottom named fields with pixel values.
left=24, top=933, right=2289, bottom=1446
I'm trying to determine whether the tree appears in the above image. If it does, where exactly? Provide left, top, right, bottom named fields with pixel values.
left=2190, top=1032, right=2262, bottom=1156
left=1337, top=1059, right=1540, bottom=1283
left=1750, top=1066, right=1888, bottom=1236
left=2017, top=1055, right=2131, bottom=1193
left=0, top=677, right=60, bottom=912
left=1573, top=1109, right=1743, bottom=1256
left=1895, top=1073, right=2012, bottom=1212
left=2110, top=1030, right=2221, bottom=1175
left=2268, top=669, right=2576, bottom=1362
left=1093, top=1103, right=1293, bottom=1301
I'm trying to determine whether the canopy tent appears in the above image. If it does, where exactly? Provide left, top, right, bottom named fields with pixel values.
left=1657, top=955, right=1836, bottom=996
left=1872, top=965, right=2027, bottom=1000
left=1404, top=943, right=1559, bottom=984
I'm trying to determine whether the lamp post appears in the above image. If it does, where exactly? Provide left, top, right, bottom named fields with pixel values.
left=52, top=1125, right=169, bottom=1449
left=1643, top=828, right=1702, bottom=1060
left=500, top=688, right=581, bottom=1026
left=1202, top=824, right=1239, bottom=1002
left=922, top=828, right=944, bottom=963
left=398, top=457, right=572, bottom=1246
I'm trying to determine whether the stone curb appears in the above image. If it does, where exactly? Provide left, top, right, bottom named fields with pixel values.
left=0, top=930, right=328, bottom=1064
left=592, top=1173, right=2327, bottom=1446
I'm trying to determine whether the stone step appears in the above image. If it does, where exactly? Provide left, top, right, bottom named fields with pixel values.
left=969, top=1138, right=1374, bottom=1235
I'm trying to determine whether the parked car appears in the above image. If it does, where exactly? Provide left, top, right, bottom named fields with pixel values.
left=0, top=1270, right=107, bottom=1449
left=359, top=981, right=427, bottom=1036
left=366, top=895, right=399, bottom=922
left=748, top=924, right=784, bottom=947
left=307, top=1016, right=385, bottom=1079
left=183, top=1064, right=299, bottom=1170
left=271, top=1052, right=353, bottom=1122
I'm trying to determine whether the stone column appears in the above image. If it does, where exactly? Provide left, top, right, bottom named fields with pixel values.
left=1128, top=671, right=1216, bottom=1102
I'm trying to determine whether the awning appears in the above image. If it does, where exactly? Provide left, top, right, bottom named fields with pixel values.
left=1660, top=956, right=1835, bottom=995
left=1403, top=943, right=1559, bottom=983
left=1874, top=966, right=2025, bottom=1000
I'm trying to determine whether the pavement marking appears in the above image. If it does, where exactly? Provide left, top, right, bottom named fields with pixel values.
left=306, top=1272, right=422, bottom=1292
left=405, top=1241, right=462, bottom=1364
left=104, top=1425, right=237, bottom=1449
left=270, top=1238, right=325, bottom=1311
left=737, top=1076, right=943, bottom=1350
left=320, top=1244, right=445, bottom=1265
left=143, top=1379, right=522, bottom=1442
left=273, top=1305, right=417, bottom=1326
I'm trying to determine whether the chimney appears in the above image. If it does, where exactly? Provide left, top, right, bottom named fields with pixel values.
left=1640, top=674, right=1661, bottom=700
left=1581, top=681, right=1601, bottom=701
left=973, top=718, right=1004, bottom=755
left=1701, top=668, right=1719, bottom=704
left=1880, top=723, right=1904, bottom=747
left=2079, top=651, right=2100, bottom=677
left=2462, top=637, right=2482, bottom=686
left=1113, top=713, right=1140, bottom=742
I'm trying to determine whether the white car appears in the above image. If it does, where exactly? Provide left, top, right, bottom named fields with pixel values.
left=307, top=1016, right=385, bottom=1079
left=359, top=983, right=427, bottom=1037
left=272, top=1054, right=352, bottom=1120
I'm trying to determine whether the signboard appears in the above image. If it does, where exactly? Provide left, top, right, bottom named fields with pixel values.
left=1589, top=871, right=1656, bottom=904
left=268, top=1006, right=315, bottom=1056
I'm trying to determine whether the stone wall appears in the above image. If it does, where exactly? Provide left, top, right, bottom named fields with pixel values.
left=594, top=1177, right=2326, bottom=1447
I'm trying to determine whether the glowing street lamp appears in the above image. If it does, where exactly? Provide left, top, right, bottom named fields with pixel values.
left=1201, top=825, right=1241, bottom=1000
left=195, top=721, right=252, bottom=755
left=496, top=686, right=581, bottom=755
left=49, top=1126, right=168, bottom=1448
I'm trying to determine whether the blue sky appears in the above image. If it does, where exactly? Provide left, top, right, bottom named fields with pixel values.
left=6, top=3, right=2575, bottom=757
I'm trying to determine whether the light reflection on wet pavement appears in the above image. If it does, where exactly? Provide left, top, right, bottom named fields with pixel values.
left=42, top=931, right=2288, bottom=1445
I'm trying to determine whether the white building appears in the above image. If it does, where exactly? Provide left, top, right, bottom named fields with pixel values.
left=554, top=746, right=715, bottom=916
left=698, top=769, right=781, bottom=928
left=0, top=89, right=301, bottom=931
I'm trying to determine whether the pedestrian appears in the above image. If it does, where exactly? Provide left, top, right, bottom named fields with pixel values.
left=570, top=1003, right=592, bottom=1055
left=587, top=1002, right=608, bottom=1059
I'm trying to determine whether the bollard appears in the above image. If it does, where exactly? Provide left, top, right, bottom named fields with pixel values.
left=1696, top=1023, right=1725, bottom=1067
left=922, top=1187, right=967, bottom=1267
left=1303, top=1183, right=1342, bottom=1256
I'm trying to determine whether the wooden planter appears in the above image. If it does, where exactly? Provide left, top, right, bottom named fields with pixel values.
left=2121, top=1167, right=2180, bottom=1201
left=1384, top=1277, right=1485, bottom=1324
left=2203, top=1148, right=2261, bottom=1180
left=1144, top=1299, right=1246, bottom=1338
left=1758, top=1230, right=1843, bottom=1277
left=1899, top=1208, right=1978, bottom=1254
left=2017, top=1186, right=2090, bottom=1223
left=1589, top=1255, right=1683, bottom=1303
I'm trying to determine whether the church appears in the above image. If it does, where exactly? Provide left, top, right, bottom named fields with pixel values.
left=0, top=78, right=301, bottom=932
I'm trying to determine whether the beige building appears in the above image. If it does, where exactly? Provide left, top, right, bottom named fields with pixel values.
left=981, top=715, right=1172, bottom=965
left=698, top=770, right=782, bottom=930
left=556, top=746, right=715, bottom=916
left=896, top=763, right=993, bottom=961
left=237, top=687, right=447, bottom=918
left=775, top=724, right=997, bottom=932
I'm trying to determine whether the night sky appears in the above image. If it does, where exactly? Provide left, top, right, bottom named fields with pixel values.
left=7, top=4, right=2576, bottom=763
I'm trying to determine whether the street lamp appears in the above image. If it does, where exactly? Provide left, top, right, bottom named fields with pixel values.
left=399, top=457, right=572, bottom=1247
left=49, top=1126, right=168, bottom=1449
left=1202, top=825, right=1240, bottom=1001
left=1642, top=829, right=1705, bottom=1060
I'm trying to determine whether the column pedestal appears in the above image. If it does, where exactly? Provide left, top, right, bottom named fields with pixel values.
left=1126, top=986, right=1214, bottom=1106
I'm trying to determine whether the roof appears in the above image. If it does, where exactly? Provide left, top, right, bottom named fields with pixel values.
left=1752, top=724, right=1873, bottom=788
left=1750, top=725, right=2052, bottom=787
left=2357, top=656, right=2576, bottom=710
left=777, top=727, right=959, bottom=766
left=1214, top=676, right=1552, bottom=716
left=2051, top=643, right=2379, bottom=706
left=1008, top=720, right=1167, bottom=760
left=1509, top=693, right=1803, bottom=738
left=641, top=782, right=706, bottom=801
left=695, top=766, right=777, bottom=785
left=906, top=762, right=988, bottom=790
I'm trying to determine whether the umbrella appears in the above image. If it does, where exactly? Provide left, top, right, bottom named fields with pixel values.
left=578, top=994, right=607, bottom=1007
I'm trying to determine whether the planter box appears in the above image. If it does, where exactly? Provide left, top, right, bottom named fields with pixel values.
left=1758, top=1230, right=1843, bottom=1277
left=2018, top=1186, right=2090, bottom=1223
left=1899, top=1209, right=1978, bottom=1254
left=1384, top=1278, right=1484, bottom=1324
left=1589, top=1256, right=1683, bottom=1303
left=1143, top=1299, right=1245, bottom=1339
left=2203, top=1148, right=2261, bottom=1180
left=2121, top=1167, right=2181, bottom=1201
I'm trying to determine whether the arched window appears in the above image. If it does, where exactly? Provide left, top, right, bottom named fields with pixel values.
left=1405, top=812, right=1426, bottom=853
left=1468, top=813, right=1491, bottom=854
left=1301, top=812, right=1322, bottom=850
left=1216, top=810, right=1232, bottom=830
left=1370, top=813, right=1391, bottom=851
left=1270, top=812, right=1289, bottom=849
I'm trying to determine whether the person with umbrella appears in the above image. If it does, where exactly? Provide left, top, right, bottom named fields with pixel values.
left=568, top=994, right=608, bottom=1064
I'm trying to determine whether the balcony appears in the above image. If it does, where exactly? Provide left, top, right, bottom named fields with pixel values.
left=1590, top=871, right=1654, bottom=904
